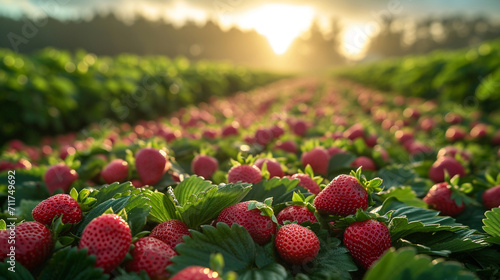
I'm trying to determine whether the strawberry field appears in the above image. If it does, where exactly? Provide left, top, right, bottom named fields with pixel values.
left=1, top=46, right=500, bottom=280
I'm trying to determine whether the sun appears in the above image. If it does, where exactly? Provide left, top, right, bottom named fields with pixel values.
left=238, top=4, right=315, bottom=55
left=342, top=23, right=375, bottom=60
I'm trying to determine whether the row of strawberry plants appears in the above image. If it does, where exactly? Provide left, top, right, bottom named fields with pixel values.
left=335, top=39, right=500, bottom=115
left=1, top=77, right=500, bottom=279
left=0, top=47, right=288, bottom=145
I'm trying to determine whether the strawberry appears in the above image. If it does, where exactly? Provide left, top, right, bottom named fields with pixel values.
left=254, top=158, right=284, bottom=178
left=135, top=148, right=170, bottom=186
left=350, top=156, right=377, bottom=171
left=301, top=147, right=329, bottom=175
left=423, top=182, right=465, bottom=216
left=343, top=219, right=391, bottom=269
left=126, top=237, right=176, bottom=279
left=437, top=146, right=470, bottom=161
left=170, top=266, right=220, bottom=280
left=290, top=173, right=320, bottom=194
left=274, top=140, right=298, bottom=154
left=191, top=155, right=219, bottom=179
left=327, top=146, right=347, bottom=157
left=254, top=128, right=274, bottom=146
left=150, top=219, right=191, bottom=249
left=101, top=159, right=129, bottom=184
left=44, top=163, right=79, bottom=194
left=79, top=214, right=132, bottom=273
left=428, top=156, right=465, bottom=183
left=221, top=123, right=239, bottom=137
left=216, top=201, right=276, bottom=245
left=32, top=194, right=82, bottom=225
left=277, top=205, right=317, bottom=224
left=344, top=124, right=365, bottom=141
left=275, top=224, right=320, bottom=265
left=227, top=164, right=262, bottom=184
left=314, top=174, right=368, bottom=216
left=0, top=221, right=53, bottom=271
left=292, top=120, right=308, bottom=136
left=483, top=185, right=500, bottom=210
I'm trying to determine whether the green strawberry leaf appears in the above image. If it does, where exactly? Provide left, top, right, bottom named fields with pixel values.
left=377, top=197, right=467, bottom=242
left=327, top=153, right=356, bottom=175
left=169, top=176, right=252, bottom=228
left=399, top=229, right=489, bottom=254
left=144, top=190, right=180, bottom=223
left=0, top=219, right=6, bottom=230
left=74, top=194, right=150, bottom=236
left=351, top=167, right=383, bottom=194
left=70, top=188, right=79, bottom=201
left=114, top=269, right=151, bottom=280
left=237, top=263, right=288, bottom=280
left=17, top=199, right=40, bottom=221
left=377, top=186, right=427, bottom=208
left=364, top=247, right=478, bottom=280
left=38, top=247, right=108, bottom=280
left=243, top=177, right=311, bottom=205
left=0, top=260, right=34, bottom=279
left=168, top=223, right=286, bottom=278
left=90, top=181, right=136, bottom=206
left=482, top=207, right=500, bottom=245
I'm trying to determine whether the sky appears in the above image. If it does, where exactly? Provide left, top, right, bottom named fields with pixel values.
left=1, top=0, right=499, bottom=58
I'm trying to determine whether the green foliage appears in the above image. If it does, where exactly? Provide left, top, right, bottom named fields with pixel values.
left=336, top=40, right=500, bottom=113
left=0, top=260, right=34, bottom=280
left=363, top=247, right=478, bottom=280
left=483, top=207, right=500, bottom=245
left=0, top=48, right=287, bottom=145
left=168, top=223, right=287, bottom=279
left=38, top=247, right=108, bottom=280
left=243, top=177, right=311, bottom=205
left=146, top=176, right=251, bottom=228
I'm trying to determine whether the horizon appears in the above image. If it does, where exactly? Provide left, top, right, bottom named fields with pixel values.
left=1, top=0, right=500, bottom=60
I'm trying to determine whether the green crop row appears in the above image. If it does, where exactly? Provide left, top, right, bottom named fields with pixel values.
left=336, top=39, right=500, bottom=113
left=0, top=48, right=288, bottom=145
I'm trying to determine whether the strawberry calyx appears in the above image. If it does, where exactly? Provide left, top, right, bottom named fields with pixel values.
left=333, top=208, right=388, bottom=232
left=70, top=187, right=97, bottom=212
left=350, top=167, right=383, bottom=194
left=230, top=152, right=258, bottom=166
left=247, top=198, right=278, bottom=224
left=446, top=175, right=478, bottom=207
left=299, top=164, right=325, bottom=186
left=288, top=192, right=316, bottom=213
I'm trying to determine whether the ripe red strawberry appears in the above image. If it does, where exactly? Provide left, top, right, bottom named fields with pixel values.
left=170, top=266, right=220, bottom=280
left=344, top=124, right=365, bottom=141
left=292, top=120, right=308, bottom=137
left=343, top=219, right=391, bottom=269
left=79, top=214, right=132, bottom=273
left=150, top=219, right=191, bottom=249
left=314, top=174, right=368, bottom=216
left=126, top=237, right=177, bottom=279
left=0, top=222, right=53, bottom=271
left=191, top=155, right=219, bottom=179
left=428, top=156, right=465, bottom=183
left=254, top=128, right=274, bottom=146
left=277, top=205, right=317, bottom=224
left=327, top=146, right=347, bottom=157
left=221, top=123, right=239, bottom=137
left=423, top=182, right=465, bottom=216
left=227, top=165, right=262, bottom=184
left=44, top=163, right=79, bottom=194
left=32, top=194, right=82, bottom=225
left=216, top=201, right=276, bottom=245
left=483, top=185, right=500, bottom=210
left=254, top=158, right=284, bottom=178
left=275, top=224, right=320, bottom=265
left=290, top=173, right=320, bottom=194
left=135, top=148, right=170, bottom=186
left=301, top=147, right=329, bottom=175
left=101, top=159, right=129, bottom=184
left=350, top=156, right=377, bottom=171
left=274, top=140, right=298, bottom=154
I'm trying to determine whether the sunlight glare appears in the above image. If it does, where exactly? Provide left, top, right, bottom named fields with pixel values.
left=342, top=24, right=374, bottom=60
left=239, top=4, right=315, bottom=55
